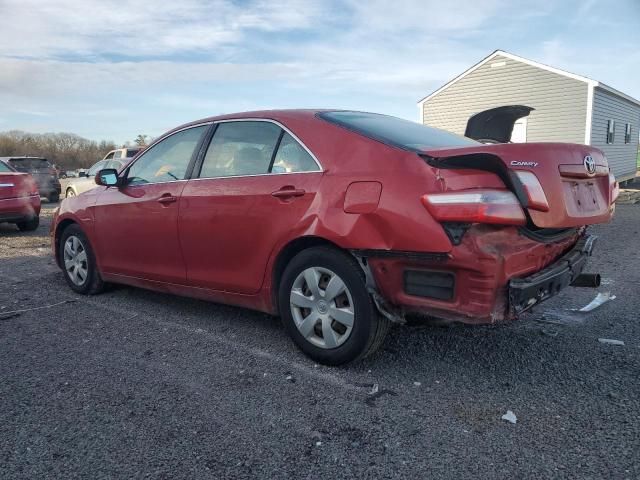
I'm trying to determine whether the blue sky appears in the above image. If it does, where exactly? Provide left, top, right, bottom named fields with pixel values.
left=1, top=0, right=639, bottom=144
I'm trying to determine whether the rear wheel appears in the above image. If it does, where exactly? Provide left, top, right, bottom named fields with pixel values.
left=16, top=216, right=39, bottom=232
left=279, top=246, right=390, bottom=365
left=59, top=224, right=105, bottom=294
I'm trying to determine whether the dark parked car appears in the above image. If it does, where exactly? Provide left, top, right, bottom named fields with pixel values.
left=1, top=156, right=61, bottom=202
left=51, top=110, right=617, bottom=365
left=0, top=159, right=41, bottom=231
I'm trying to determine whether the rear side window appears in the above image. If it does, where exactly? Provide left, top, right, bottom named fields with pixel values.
left=200, top=121, right=282, bottom=178
left=318, top=111, right=478, bottom=151
left=0, top=161, right=13, bottom=173
left=271, top=133, right=319, bottom=173
left=127, top=126, right=206, bottom=185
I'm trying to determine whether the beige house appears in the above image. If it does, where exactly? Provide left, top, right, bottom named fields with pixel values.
left=418, top=50, right=640, bottom=182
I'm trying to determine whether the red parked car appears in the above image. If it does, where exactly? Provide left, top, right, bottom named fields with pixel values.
left=0, top=159, right=41, bottom=231
left=51, top=110, right=617, bottom=364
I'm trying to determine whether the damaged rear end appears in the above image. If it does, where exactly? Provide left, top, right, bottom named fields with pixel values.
left=371, top=142, right=616, bottom=324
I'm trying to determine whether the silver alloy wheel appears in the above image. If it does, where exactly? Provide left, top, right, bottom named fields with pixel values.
left=66, top=189, right=75, bottom=198
left=63, top=235, right=88, bottom=286
left=289, top=267, right=355, bottom=349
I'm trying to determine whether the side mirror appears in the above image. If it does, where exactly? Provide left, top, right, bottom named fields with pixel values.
left=95, top=168, right=119, bottom=187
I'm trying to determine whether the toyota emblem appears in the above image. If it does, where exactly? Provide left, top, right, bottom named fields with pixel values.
left=584, top=155, right=596, bottom=175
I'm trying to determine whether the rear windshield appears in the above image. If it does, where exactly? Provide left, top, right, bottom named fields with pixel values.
left=8, top=157, right=51, bottom=171
left=318, top=111, right=478, bottom=151
left=0, top=161, right=14, bottom=173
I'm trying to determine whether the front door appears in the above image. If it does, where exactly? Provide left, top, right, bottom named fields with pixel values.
left=93, top=125, right=208, bottom=284
left=179, top=121, right=323, bottom=294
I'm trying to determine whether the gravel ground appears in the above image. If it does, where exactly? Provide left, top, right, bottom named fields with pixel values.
left=1, top=202, right=638, bottom=479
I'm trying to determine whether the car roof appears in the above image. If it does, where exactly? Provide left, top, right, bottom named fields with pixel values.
left=166, top=109, right=325, bottom=135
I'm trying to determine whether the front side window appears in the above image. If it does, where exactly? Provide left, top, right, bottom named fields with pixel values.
left=0, top=161, right=13, bottom=173
left=200, top=121, right=281, bottom=178
left=271, top=133, right=319, bottom=173
left=87, top=160, right=107, bottom=177
left=127, top=126, right=207, bottom=186
left=104, top=152, right=115, bottom=160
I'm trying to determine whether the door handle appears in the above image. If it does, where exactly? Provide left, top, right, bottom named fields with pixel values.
left=271, top=187, right=306, bottom=199
left=157, top=194, right=178, bottom=204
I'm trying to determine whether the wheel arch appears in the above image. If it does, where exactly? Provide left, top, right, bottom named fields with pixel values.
left=53, top=218, right=78, bottom=268
left=270, top=235, right=345, bottom=314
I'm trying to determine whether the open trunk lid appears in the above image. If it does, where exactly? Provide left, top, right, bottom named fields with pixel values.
left=464, top=105, right=534, bottom=143
left=421, top=142, right=615, bottom=229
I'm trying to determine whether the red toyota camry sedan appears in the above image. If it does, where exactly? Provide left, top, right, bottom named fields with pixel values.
left=51, top=110, right=617, bottom=364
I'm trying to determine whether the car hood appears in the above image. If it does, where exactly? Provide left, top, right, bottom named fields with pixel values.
left=464, top=105, right=534, bottom=143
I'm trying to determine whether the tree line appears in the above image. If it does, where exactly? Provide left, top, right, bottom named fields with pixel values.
left=0, top=130, right=117, bottom=171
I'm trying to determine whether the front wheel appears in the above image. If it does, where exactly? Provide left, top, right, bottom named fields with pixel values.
left=65, top=188, right=75, bottom=198
left=59, top=224, right=105, bottom=294
left=279, top=247, right=390, bottom=365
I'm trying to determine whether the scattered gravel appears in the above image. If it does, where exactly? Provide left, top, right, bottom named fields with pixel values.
left=1, top=202, right=639, bottom=479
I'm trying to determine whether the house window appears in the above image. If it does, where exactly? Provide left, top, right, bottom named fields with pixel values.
left=606, top=120, right=615, bottom=144
left=624, top=123, right=632, bottom=144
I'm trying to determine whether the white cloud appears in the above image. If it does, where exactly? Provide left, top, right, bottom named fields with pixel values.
left=0, top=0, right=326, bottom=58
left=0, top=0, right=638, bottom=142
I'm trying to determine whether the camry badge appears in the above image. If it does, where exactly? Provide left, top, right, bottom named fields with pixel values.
left=584, top=155, right=596, bottom=175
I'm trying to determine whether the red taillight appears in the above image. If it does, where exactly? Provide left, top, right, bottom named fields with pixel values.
left=421, top=190, right=526, bottom=226
left=609, top=172, right=619, bottom=204
left=514, top=170, right=549, bottom=212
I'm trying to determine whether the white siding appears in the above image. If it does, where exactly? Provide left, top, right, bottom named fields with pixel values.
left=422, top=54, right=588, bottom=144
left=590, top=87, right=640, bottom=179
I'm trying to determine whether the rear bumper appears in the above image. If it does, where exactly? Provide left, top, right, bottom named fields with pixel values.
left=0, top=195, right=41, bottom=223
left=509, top=235, right=596, bottom=315
left=365, top=225, right=583, bottom=324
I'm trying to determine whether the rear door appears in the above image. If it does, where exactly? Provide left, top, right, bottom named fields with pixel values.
left=93, top=125, right=208, bottom=283
left=179, top=120, right=323, bottom=294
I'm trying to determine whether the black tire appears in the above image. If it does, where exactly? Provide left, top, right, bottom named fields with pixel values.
left=65, top=188, right=75, bottom=198
left=279, top=246, right=390, bottom=365
left=16, top=216, right=39, bottom=232
left=47, top=192, right=60, bottom=203
left=59, top=224, right=105, bottom=295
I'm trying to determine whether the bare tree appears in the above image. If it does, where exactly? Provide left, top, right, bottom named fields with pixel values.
left=0, top=130, right=116, bottom=170
left=134, top=134, right=149, bottom=146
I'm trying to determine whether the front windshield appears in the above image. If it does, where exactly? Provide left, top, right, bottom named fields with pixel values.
left=0, top=161, right=14, bottom=173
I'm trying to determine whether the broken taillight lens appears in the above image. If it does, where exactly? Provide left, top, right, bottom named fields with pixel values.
left=421, top=190, right=526, bottom=226
left=514, top=170, right=549, bottom=212
left=609, top=172, right=619, bottom=204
